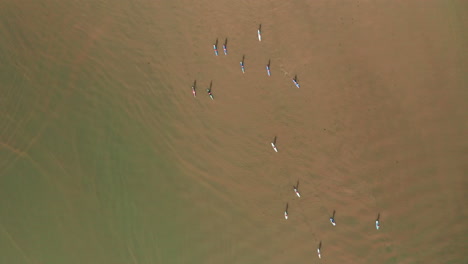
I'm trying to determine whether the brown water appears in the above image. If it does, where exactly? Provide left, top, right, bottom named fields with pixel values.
left=1, top=0, right=467, bottom=263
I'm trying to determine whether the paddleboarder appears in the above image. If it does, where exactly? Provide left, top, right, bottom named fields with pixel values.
left=266, top=59, right=271, bottom=76
left=293, top=186, right=301, bottom=197
left=258, top=24, right=262, bottom=41
left=284, top=203, right=288, bottom=220
left=223, top=38, right=228, bottom=55
left=271, top=136, right=278, bottom=152
left=207, top=88, right=214, bottom=100
left=213, top=39, right=218, bottom=56
left=192, top=80, right=196, bottom=97
left=330, top=210, right=336, bottom=226
left=240, top=55, right=245, bottom=73
left=292, top=75, right=300, bottom=88
left=317, top=242, right=322, bottom=259
left=376, top=213, right=380, bottom=230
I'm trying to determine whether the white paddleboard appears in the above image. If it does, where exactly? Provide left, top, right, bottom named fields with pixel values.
left=294, top=188, right=301, bottom=197
left=271, top=142, right=278, bottom=152
left=284, top=211, right=288, bottom=220
left=292, top=79, right=300, bottom=88
left=317, top=248, right=321, bottom=259
left=330, top=218, right=336, bottom=226
left=258, top=29, right=262, bottom=41
left=376, top=220, right=380, bottom=230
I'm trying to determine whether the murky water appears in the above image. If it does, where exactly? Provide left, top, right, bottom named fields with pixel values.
left=1, top=1, right=466, bottom=264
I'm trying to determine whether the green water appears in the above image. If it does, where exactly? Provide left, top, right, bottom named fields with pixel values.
left=0, top=2, right=194, bottom=263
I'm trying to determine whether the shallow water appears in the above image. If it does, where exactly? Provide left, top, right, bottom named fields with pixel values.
left=1, top=0, right=467, bottom=263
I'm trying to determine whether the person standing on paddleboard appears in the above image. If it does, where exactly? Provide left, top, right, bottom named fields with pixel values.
left=207, top=88, right=214, bottom=100
left=240, top=55, right=245, bottom=74
left=284, top=203, right=288, bottom=219
left=271, top=136, right=278, bottom=152
left=375, top=213, right=380, bottom=230
left=266, top=59, right=271, bottom=76
left=213, top=38, right=219, bottom=56
left=223, top=38, right=228, bottom=55
left=257, top=24, right=262, bottom=41
left=317, top=241, right=322, bottom=259
left=292, top=75, right=300, bottom=88
left=293, top=186, right=300, bottom=197
left=191, top=80, right=196, bottom=97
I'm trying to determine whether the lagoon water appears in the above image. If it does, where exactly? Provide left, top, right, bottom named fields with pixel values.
left=1, top=1, right=467, bottom=263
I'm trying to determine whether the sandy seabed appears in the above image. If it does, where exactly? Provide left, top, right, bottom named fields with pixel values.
left=1, top=0, right=467, bottom=263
